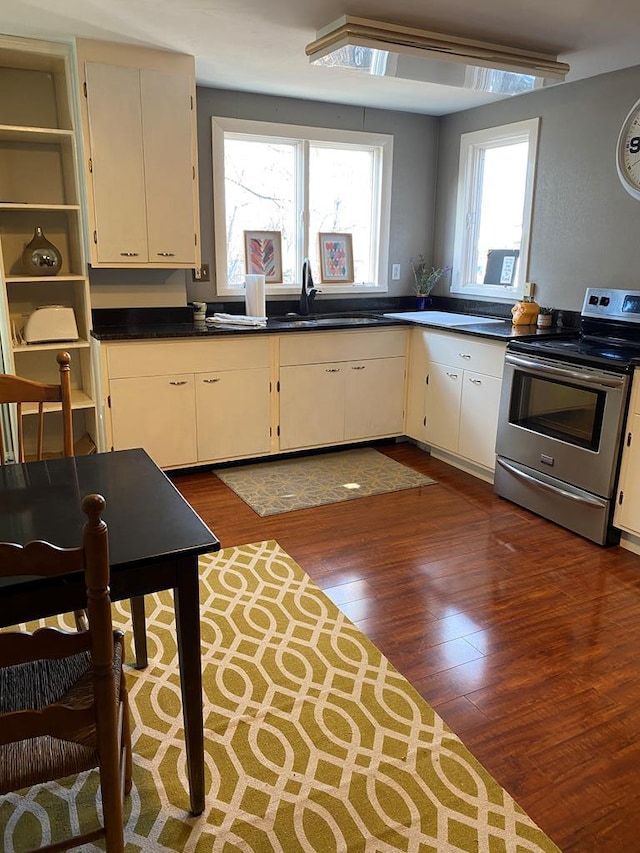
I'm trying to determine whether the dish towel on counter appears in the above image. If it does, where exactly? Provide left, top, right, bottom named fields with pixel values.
left=206, top=313, right=267, bottom=328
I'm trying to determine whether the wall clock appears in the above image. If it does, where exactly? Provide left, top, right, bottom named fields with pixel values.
left=617, top=96, right=640, bottom=200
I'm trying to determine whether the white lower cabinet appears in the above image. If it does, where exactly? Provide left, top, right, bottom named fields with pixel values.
left=280, top=363, right=345, bottom=450
left=457, top=370, right=503, bottom=470
left=104, top=338, right=272, bottom=468
left=110, top=374, right=197, bottom=468
left=406, top=328, right=505, bottom=473
left=614, top=375, right=640, bottom=548
left=278, top=329, right=408, bottom=452
left=195, top=367, right=271, bottom=461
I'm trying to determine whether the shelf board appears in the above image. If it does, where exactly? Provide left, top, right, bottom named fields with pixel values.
left=20, top=390, right=95, bottom=415
left=6, top=274, right=87, bottom=283
left=0, top=124, right=75, bottom=144
left=12, top=338, right=91, bottom=353
left=0, top=202, right=80, bottom=211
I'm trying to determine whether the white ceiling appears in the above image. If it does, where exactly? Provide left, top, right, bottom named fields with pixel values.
left=3, top=0, right=640, bottom=115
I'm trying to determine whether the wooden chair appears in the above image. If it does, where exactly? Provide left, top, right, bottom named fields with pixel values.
left=0, top=350, right=73, bottom=464
left=0, top=493, right=132, bottom=853
left=0, top=352, right=148, bottom=664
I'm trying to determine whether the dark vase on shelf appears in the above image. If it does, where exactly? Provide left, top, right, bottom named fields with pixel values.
left=416, top=295, right=432, bottom=310
left=21, top=226, right=62, bottom=276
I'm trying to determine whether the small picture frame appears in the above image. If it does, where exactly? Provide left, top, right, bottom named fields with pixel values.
left=319, top=233, right=354, bottom=283
left=244, top=230, right=283, bottom=283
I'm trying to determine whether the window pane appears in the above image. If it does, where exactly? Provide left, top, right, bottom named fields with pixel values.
left=474, top=141, right=528, bottom=285
left=309, top=145, right=375, bottom=283
left=224, top=138, right=297, bottom=285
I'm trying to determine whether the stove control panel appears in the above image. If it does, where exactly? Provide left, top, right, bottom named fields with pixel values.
left=582, top=288, right=640, bottom=323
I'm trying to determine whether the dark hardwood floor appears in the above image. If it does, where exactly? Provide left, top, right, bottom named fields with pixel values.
left=171, top=441, right=640, bottom=852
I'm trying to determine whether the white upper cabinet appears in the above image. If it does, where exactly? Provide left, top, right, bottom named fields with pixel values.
left=76, top=39, right=200, bottom=269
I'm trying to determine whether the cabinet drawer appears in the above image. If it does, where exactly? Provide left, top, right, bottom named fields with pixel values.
left=426, top=331, right=505, bottom=377
left=280, top=328, right=407, bottom=366
left=107, top=337, right=271, bottom=378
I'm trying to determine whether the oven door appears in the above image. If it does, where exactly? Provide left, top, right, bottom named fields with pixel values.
left=496, top=353, right=629, bottom=497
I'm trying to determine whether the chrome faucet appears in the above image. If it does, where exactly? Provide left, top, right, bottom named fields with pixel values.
left=299, top=258, right=319, bottom=315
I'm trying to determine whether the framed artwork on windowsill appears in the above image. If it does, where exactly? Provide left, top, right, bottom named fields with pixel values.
left=319, top=233, right=354, bottom=283
left=244, top=230, right=283, bottom=283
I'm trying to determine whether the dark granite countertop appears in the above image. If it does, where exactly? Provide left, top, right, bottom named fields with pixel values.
left=91, top=298, right=579, bottom=344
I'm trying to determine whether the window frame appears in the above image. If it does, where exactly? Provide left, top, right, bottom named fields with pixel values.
left=451, top=118, right=539, bottom=300
left=211, top=117, right=393, bottom=296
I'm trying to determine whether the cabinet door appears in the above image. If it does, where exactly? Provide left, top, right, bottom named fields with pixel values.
left=344, top=358, right=405, bottom=441
left=458, top=371, right=502, bottom=469
left=195, top=368, right=271, bottom=462
left=109, top=375, right=196, bottom=468
left=614, top=413, right=640, bottom=533
left=140, top=70, right=197, bottom=264
left=424, top=362, right=462, bottom=453
left=85, top=62, right=148, bottom=263
left=279, top=363, right=344, bottom=450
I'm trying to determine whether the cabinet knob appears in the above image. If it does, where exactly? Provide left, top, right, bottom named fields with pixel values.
left=156, top=252, right=176, bottom=257
left=446, top=372, right=458, bottom=379
left=203, top=377, right=221, bottom=383
left=169, top=380, right=188, bottom=386
left=351, top=365, right=365, bottom=370
left=469, top=378, right=482, bottom=385
left=120, top=252, right=139, bottom=257
left=459, top=353, right=472, bottom=359
left=325, top=368, right=341, bottom=373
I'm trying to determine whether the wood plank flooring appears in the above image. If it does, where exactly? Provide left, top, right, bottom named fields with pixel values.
left=171, top=441, right=640, bottom=852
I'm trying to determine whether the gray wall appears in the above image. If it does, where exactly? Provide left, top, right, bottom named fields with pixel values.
left=190, top=87, right=439, bottom=303
left=434, top=65, right=640, bottom=311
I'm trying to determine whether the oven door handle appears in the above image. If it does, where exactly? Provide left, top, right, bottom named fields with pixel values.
left=496, top=458, right=605, bottom=508
left=505, top=353, right=626, bottom=389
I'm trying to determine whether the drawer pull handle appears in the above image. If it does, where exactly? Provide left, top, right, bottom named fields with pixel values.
left=120, top=252, right=139, bottom=257
left=351, top=365, right=365, bottom=370
left=169, top=380, right=188, bottom=386
left=459, top=353, right=472, bottom=359
left=446, top=372, right=458, bottom=379
left=325, top=368, right=340, bottom=373
left=469, top=378, right=482, bottom=385
left=203, top=378, right=221, bottom=383
left=157, top=252, right=176, bottom=257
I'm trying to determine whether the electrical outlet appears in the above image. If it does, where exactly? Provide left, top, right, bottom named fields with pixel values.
left=192, top=264, right=210, bottom=282
left=523, top=281, right=535, bottom=298
left=391, top=263, right=401, bottom=280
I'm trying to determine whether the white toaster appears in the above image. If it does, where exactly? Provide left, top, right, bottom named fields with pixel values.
left=23, top=305, right=79, bottom=344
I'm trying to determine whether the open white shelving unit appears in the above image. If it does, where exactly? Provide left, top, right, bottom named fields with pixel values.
left=0, top=35, right=96, bottom=459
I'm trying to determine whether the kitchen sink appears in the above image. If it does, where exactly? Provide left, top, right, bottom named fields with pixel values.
left=274, top=313, right=381, bottom=326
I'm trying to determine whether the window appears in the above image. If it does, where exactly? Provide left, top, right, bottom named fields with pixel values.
left=451, top=118, right=539, bottom=299
left=212, top=117, right=392, bottom=295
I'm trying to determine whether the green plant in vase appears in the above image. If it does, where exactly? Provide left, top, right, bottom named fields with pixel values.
left=410, top=255, right=451, bottom=307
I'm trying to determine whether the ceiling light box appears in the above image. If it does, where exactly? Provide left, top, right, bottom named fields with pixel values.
left=306, top=16, right=569, bottom=95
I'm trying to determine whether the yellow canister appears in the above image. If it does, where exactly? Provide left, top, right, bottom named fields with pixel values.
left=511, top=300, right=540, bottom=326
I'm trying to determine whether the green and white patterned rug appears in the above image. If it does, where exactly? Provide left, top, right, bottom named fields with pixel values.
left=214, top=448, right=436, bottom=515
left=1, top=541, right=559, bottom=852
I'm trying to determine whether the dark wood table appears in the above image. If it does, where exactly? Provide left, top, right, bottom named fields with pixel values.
left=0, top=448, right=219, bottom=815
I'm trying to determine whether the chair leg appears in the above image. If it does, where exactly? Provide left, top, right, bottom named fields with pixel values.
left=74, top=609, right=89, bottom=632
left=122, top=676, right=133, bottom=795
left=101, top=746, right=125, bottom=853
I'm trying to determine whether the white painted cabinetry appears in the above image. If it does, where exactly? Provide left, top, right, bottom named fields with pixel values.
left=76, top=40, right=200, bottom=268
left=0, top=35, right=97, bottom=459
left=406, top=328, right=505, bottom=476
left=103, top=338, right=272, bottom=469
left=614, top=373, right=640, bottom=550
left=279, top=329, right=407, bottom=451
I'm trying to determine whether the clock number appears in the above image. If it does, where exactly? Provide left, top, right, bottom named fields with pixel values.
left=629, top=137, right=640, bottom=155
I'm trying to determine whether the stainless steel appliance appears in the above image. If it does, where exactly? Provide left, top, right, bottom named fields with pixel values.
left=494, top=287, right=640, bottom=544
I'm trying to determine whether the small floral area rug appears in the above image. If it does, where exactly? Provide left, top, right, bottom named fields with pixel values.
left=213, top=447, right=436, bottom=515
left=1, top=541, right=560, bottom=853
